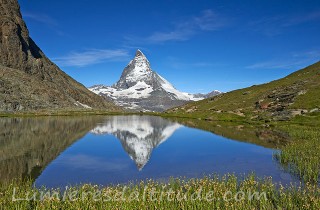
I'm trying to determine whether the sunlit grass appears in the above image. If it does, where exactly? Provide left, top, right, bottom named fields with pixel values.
left=1, top=174, right=319, bottom=209
left=274, top=125, right=320, bottom=184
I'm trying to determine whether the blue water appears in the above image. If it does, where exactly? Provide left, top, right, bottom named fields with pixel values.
left=31, top=115, right=296, bottom=188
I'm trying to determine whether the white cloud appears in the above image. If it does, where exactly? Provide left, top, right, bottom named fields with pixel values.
left=246, top=50, right=320, bottom=70
left=164, top=56, right=227, bottom=70
left=23, top=12, right=58, bottom=26
left=143, top=10, right=227, bottom=43
left=147, top=10, right=226, bottom=42
left=22, top=11, right=68, bottom=36
left=246, top=61, right=303, bottom=70
left=249, top=11, right=320, bottom=36
left=53, top=49, right=130, bottom=67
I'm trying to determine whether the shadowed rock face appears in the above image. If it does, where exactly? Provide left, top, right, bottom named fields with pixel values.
left=0, top=0, right=118, bottom=112
left=0, top=116, right=105, bottom=181
left=91, top=115, right=182, bottom=170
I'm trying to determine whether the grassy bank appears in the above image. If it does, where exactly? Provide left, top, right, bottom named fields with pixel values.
left=273, top=114, right=320, bottom=184
left=275, top=125, right=320, bottom=183
left=1, top=175, right=319, bottom=209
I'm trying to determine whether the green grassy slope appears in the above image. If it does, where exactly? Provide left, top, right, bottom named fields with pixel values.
left=167, top=61, right=320, bottom=121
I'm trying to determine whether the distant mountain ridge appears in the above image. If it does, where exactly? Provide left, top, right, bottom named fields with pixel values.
left=0, top=0, right=118, bottom=112
left=193, top=90, right=224, bottom=99
left=89, top=50, right=221, bottom=112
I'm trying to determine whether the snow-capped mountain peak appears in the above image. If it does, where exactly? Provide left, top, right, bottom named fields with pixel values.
left=114, top=49, right=153, bottom=90
left=89, top=50, right=221, bottom=111
left=135, top=49, right=146, bottom=58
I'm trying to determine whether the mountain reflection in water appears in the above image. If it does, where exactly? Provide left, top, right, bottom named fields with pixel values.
left=0, top=115, right=296, bottom=187
left=91, top=116, right=182, bottom=170
left=0, top=116, right=102, bottom=181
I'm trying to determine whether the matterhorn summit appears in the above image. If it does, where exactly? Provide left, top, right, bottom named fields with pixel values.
left=114, top=49, right=155, bottom=90
left=89, top=50, right=221, bottom=112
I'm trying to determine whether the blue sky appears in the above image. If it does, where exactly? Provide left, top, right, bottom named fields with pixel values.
left=19, top=0, right=320, bottom=93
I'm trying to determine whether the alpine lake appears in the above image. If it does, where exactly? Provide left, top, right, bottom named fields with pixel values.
left=0, top=115, right=299, bottom=188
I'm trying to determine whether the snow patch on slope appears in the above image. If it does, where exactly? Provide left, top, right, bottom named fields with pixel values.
left=91, top=81, right=153, bottom=99
left=125, top=54, right=152, bottom=83
left=158, top=75, right=204, bottom=101
left=74, top=101, right=92, bottom=109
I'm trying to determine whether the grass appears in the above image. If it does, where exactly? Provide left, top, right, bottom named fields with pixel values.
left=1, top=175, right=319, bottom=209
left=166, top=61, right=320, bottom=120
left=274, top=124, right=320, bottom=184
left=270, top=113, right=320, bottom=184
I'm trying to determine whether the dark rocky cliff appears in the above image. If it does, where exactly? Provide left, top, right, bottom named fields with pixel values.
left=0, top=0, right=118, bottom=112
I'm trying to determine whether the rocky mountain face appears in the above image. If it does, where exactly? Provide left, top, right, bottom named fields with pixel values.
left=90, top=50, right=221, bottom=112
left=91, top=115, right=182, bottom=170
left=0, top=0, right=118, bottom=112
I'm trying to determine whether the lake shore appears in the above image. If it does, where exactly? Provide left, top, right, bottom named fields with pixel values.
left=0, top=112, right=319, bottom=209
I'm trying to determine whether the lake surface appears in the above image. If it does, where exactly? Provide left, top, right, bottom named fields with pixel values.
left=0, top=115, right=298, bottom=187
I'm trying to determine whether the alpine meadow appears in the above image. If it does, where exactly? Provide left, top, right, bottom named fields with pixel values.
left=0, top=0, right=319, bottom=209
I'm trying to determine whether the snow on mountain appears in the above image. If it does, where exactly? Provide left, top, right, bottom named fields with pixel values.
left=91, top=115, right=182, bottom=170
left=157, top=75, right=201, bottom=101
left=91, top=81, right=153, bottom=99
left=89, top=50, right=221, bottom=111
left=193, top=90, right=223, bottom=99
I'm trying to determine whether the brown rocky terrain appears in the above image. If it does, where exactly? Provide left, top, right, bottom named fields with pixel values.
left=0, top=0, right=119, bottom=112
